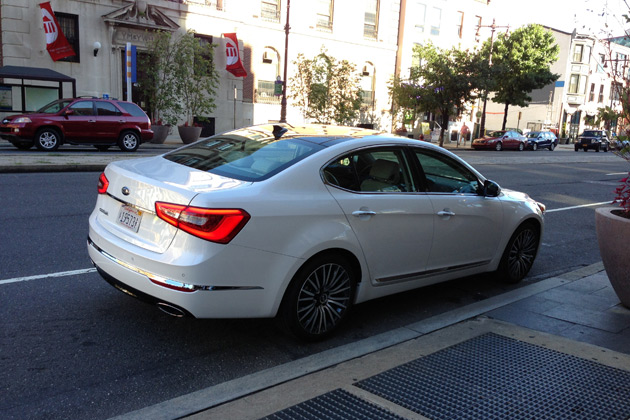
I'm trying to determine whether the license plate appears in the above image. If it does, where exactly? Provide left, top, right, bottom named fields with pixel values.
left=117, top=205, right=142, bottom=233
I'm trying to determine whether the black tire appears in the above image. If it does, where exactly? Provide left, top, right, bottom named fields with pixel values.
left=118, top=130, right=140, bottom=152
left=595, top=145, right=600, bottom=152
left=518, top=142, right=524, bottom=151
left=583, top=148, right=588, bottom=152
left=495, top=142, right=503, bottom=151
left=549, top=143, right=555, bottom=151
left=280, top=255, right=356, bottom=341
left=574, top=146, right=579, bottom=152
left=34, top=128, right=61, bottom=151
left=531, top=143, right=538, bottom=151
left=496, top=222, right=540, bottom=284
left=95, top=145, right=110, bottom=152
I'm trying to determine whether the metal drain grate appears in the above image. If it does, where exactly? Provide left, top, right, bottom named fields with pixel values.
left=355, top=333, right=630, bottom=419
left=260, top=388, right=405, bottom=420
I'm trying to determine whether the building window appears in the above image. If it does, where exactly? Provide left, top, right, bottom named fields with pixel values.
left=573, top=44, right=584, bottom=62
left=316, top=0, right=333, bottom=31
left=615, top=53, right=627, bottom=74
left=360, top=63, right=375, bottom=108
left=55, top=12, right=79, bottom=63
left=612, top=82, right=622, bottom=102
left=456, top=11, right=464, bottom=39
left=364, top=0, right=378, bottom=39
left=568, top=74, right=580, bottom=94
left=261, top=0, right=280, bottom=22
left=415, top=3, right=426, bottom=33
left=430, top=7, right=441, bottom=36
left=257, top=48, right=281, bottom=104
left=589, top=83, right=595, bottom=102
left=598, top=85, right=604, bottom=102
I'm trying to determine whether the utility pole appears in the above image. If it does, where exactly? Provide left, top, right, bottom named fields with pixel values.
left=279, top=0, right=291, bottom=123
left=476, top=19, right=509, bottom=136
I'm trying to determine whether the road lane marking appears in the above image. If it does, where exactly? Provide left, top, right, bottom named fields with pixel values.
left=607, top=172, right=627, bottom=176
left=0, top=268, right=96, bottom=285
left=546, top=201, right=611, bottom=213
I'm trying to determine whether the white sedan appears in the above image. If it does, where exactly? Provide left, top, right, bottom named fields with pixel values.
left=88, top=124, right=545, bottom=340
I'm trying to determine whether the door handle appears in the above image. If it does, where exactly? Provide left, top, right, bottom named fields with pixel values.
left=352, top=210, right=376, bottom=217
left=437, top=210, right=455, bottom=217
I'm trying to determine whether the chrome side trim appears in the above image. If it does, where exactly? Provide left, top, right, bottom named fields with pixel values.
left=375, top=260, right=491, bottom=285
left=87, top=237, right=263, bottom=292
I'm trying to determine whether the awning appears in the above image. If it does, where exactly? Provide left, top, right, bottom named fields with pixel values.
left=0, top=65, right=76, bottom=112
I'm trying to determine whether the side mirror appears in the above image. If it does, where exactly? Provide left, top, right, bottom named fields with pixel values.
left=483, top=180, right=501, bottom=197
left=63, top=109, right=74, bottom=117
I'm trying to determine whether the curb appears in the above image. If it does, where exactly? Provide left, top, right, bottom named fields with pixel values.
left=110, top=263, right=605, bottom=420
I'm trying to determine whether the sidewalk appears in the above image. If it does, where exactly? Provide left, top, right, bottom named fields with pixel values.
left=113, top=263, right=630, bottom=420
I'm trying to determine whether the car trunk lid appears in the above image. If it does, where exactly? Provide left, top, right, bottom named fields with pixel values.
left=95, top=156, right=249, bottom=253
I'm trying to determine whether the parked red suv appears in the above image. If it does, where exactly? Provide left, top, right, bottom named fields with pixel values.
left=0, top=97, right=153, bottom=152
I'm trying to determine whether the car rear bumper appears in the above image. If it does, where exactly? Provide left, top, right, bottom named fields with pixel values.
left=87, top=218, right=300, bottom=319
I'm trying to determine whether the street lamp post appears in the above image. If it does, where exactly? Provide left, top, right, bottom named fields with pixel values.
left=279, top=0, right=291, bottom=123
left=476, top=18, right=509, bottom=137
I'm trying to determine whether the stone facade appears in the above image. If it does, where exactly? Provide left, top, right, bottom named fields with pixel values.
left=1, top=0, right=495, bottom=135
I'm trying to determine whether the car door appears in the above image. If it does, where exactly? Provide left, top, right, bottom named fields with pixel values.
left=324, top=146, right=434, bottom=285
left=503, top=131, right=518, bottom=149
left=413, top=148, right=504, bottom=273
left=95, top=101, right=124, bottom=143
left=63, top=100, right=95, bottom=141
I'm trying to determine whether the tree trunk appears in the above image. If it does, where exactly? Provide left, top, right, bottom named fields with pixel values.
left=501, top=102, right=510, bottom=130
left=438, top=110, right=449, bottom=147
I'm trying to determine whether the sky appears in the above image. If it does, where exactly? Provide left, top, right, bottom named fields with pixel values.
left=494, top=0, right=629, bottom=37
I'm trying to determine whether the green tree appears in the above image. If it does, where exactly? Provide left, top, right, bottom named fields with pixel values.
left=596, top=106, right=619, bottom=132
left=136, top=31, right=181, bottom=125
left=489, top=24, right=560, bottom=130
left=390, top=43, right=484, bottom=147
left=289, top=49, right=362, bottom=125
left=173, top=31, right=220, bottom=126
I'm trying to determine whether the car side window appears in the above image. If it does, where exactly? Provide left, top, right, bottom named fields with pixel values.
left=96, top=102, right=122, bottom=116
left=414, top=149, right=480, bottom=194
left=69, top=101, right=95, bottom=116
left=323, top=148, right=414, bottom=193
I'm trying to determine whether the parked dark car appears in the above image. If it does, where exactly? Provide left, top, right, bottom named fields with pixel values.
left=574, top=130, right=609, bottom=152
left=472, top=130, right=528, bottom=151
left=526, top=131, right=558, bottom=151
left=0, top=98, right=153, bottom=152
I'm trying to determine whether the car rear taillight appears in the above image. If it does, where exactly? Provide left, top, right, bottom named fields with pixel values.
left=97, top=173, right=109, bottom=194
left=155, top=202, right=250, bottom=244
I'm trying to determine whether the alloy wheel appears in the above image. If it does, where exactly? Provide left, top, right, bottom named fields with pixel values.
left=506, top=227, right=538, bottom=281
left=295, top=262, right=353, bottom=337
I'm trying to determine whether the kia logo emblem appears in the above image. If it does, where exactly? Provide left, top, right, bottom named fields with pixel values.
left=122, top=187, right=130, bottom=196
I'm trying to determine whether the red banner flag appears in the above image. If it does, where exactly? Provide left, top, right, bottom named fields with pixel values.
left=224, top=33, right=247, bottom=77
left=39, top=2, right=76, bottom=61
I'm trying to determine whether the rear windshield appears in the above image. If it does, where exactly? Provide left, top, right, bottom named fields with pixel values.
left=163, top=135, right=324, bottom=181
left=116, top=102, right=146, bottom=117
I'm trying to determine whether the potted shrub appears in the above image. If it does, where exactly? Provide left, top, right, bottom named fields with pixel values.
left=174, top=30, right=219, bottom=144
left=595, top=140, right=630, bottom=308
left=136, top=31, right=181, bottom=143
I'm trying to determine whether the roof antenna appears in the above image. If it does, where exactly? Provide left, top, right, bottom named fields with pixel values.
left=273, top=125, right=288, bottom=140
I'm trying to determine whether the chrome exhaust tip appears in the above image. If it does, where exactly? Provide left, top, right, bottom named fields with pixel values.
left=157, top=302, right=186, bottom=318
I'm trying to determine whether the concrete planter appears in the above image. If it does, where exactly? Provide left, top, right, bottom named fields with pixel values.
left=177, top=126, right=202, bottom=144
left=151, top=125, right=170, bottom=144
left=595, top=207, right=630, bottom=308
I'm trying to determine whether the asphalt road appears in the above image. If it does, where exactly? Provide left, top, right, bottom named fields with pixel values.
left=0, top=146, right=626, bottom=419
